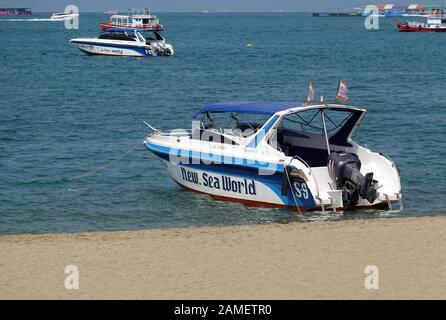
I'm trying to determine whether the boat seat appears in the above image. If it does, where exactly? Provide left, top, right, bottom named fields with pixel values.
left=235, top=122, right=262, bottom=132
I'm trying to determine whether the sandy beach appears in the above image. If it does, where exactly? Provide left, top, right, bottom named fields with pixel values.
left=1, top=215, right=446, bottom=299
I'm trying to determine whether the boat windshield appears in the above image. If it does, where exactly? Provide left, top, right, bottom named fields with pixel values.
left=281, top=108, right=356, bottom=135
left=99, top=32, right=137, bottom=41
left=142, top=18, right=157, bottom=24
left=198, top=112, right=271, bottom=138
left=141, top=31, right=164, bottom=41
left=272, top=107, right=364, bottom=166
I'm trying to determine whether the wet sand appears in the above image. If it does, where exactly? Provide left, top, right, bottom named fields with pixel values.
left=1, top=216, right=446, bottom=299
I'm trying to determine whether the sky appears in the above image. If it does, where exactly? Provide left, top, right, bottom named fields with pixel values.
left=1, top=1, right=445, bottom=12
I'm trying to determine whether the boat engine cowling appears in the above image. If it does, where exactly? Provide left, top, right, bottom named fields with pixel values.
left=149, top=42, right=174, bottom=56
left=327, top=152, right=379, bottom=208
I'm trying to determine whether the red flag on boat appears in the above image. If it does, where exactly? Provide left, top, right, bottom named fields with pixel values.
left=335, top=79, right=348, bottom=101
left=307, top=80, right=314, bottom=103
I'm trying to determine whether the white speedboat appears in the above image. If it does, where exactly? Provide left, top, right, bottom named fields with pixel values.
left=69, top=28, right=174, bottom=57
left=50, top=12, right=79, bottom=20
left=144, top=94, right=402, bottom=212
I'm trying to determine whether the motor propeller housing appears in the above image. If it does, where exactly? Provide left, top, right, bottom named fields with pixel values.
left=327, top=151, right=379, bottom=208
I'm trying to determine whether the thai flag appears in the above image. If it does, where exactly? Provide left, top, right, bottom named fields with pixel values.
left=336, top=79, right=348, bottom=101
left=307, top=80, right=314, bottom=102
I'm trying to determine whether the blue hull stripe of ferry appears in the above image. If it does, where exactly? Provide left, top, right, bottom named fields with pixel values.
left=144, top=141, right=316, bottom=208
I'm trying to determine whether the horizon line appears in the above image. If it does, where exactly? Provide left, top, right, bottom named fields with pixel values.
left=29, top=10, right=325, bottom=14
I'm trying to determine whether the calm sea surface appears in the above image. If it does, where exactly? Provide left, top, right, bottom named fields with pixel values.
left=1, top=13, right=445, bottom=234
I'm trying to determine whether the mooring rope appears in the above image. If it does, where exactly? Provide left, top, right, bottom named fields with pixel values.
left=67, top=140, right=142, bottom=181
left=283, top=160, right=304, bottom=218
left=42, top=35, right=70, bottom=56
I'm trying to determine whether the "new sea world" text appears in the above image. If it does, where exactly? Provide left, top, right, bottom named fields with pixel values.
left=180, top=167, right=256, bottom=195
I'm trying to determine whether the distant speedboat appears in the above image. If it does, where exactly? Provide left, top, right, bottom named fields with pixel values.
left=143, top=97, right=402, bottom=212
left=69, top=28, right=174, bottom=57
left=50, top=12, right=79, bottom=20
left=104, top=10, right=118, bottom=15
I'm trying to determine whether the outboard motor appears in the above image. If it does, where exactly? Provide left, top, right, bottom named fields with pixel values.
left=327, top=152, right=379, bottom=208
left=150, top=42, right=174, bottom=56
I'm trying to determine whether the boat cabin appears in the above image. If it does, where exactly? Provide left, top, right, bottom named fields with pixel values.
left=427, top=15, right=446, bottom=27
left=98, top=29, right=144, bottom=42
left=98, top=29, right=164, bottom=44
left=192, top=101, right=365, bottom=167
left=108, top=11, right=160, bottom=28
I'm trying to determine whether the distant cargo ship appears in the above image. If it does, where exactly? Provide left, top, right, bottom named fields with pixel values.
left=0, top=7, right=32, bottom=15
left=313, top=4, right=446, bottom=18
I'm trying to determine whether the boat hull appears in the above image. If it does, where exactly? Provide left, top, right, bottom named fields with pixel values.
left=72, top=42, right=153, bottom=57
left=144, top=141, right=317, bottom=210
left=143, top=138, right=399, bottom=211
left=161, top=159, right=315, bottom=211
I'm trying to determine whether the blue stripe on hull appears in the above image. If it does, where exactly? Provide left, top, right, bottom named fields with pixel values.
left=75, top=42, right=152, bottom=57
left=144, top=141, right=316, bottom=208
left=79, top=47, right=150, bottom=57
left=72, top=40, right=150, bottom=50
left=144, top=140, right=284, bottom=172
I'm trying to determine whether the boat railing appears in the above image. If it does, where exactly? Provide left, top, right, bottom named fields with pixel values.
left=129, top=8, right=152, bottom=17
left=427, top=13, right=446, bottom=19
left=291, top=155, right=311, bottom=169
left=160, top=129, right=191, bottom=137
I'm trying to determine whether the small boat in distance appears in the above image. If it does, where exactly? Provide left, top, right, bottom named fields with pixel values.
left=50, top=12, right=79, bottom=20
left=70, top=28, right=173, bottom=57
left=104, top=10, right=118, bottom=15
left=0, top=7, right=32, bottom=15
left=396, top=15, right=446, bottom=32
left=312, top=12, right=361, bottom=17
left=143, top=93, right=402, bottom=212
left=100, top=8, right=163, bottom=31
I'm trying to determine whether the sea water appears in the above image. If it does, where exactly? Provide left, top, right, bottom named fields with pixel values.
left=1, top=13, right=445, bottom=234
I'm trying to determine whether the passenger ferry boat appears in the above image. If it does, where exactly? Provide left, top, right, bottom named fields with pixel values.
left=396, top=14, right=446, bottom=32
left=100, top=8, right=163, bottom=31
left=143, top=87, right=402, bottom=212
left=70, top=28, right=174, bottom=57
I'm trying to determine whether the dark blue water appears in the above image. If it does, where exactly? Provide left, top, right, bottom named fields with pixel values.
left=1, top=13, right=445, bottom=234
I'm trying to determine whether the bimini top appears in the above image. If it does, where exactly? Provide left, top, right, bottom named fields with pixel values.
left=104, top=28, right=145, bottom=33
left=192, top=101, right=299, bottom=118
